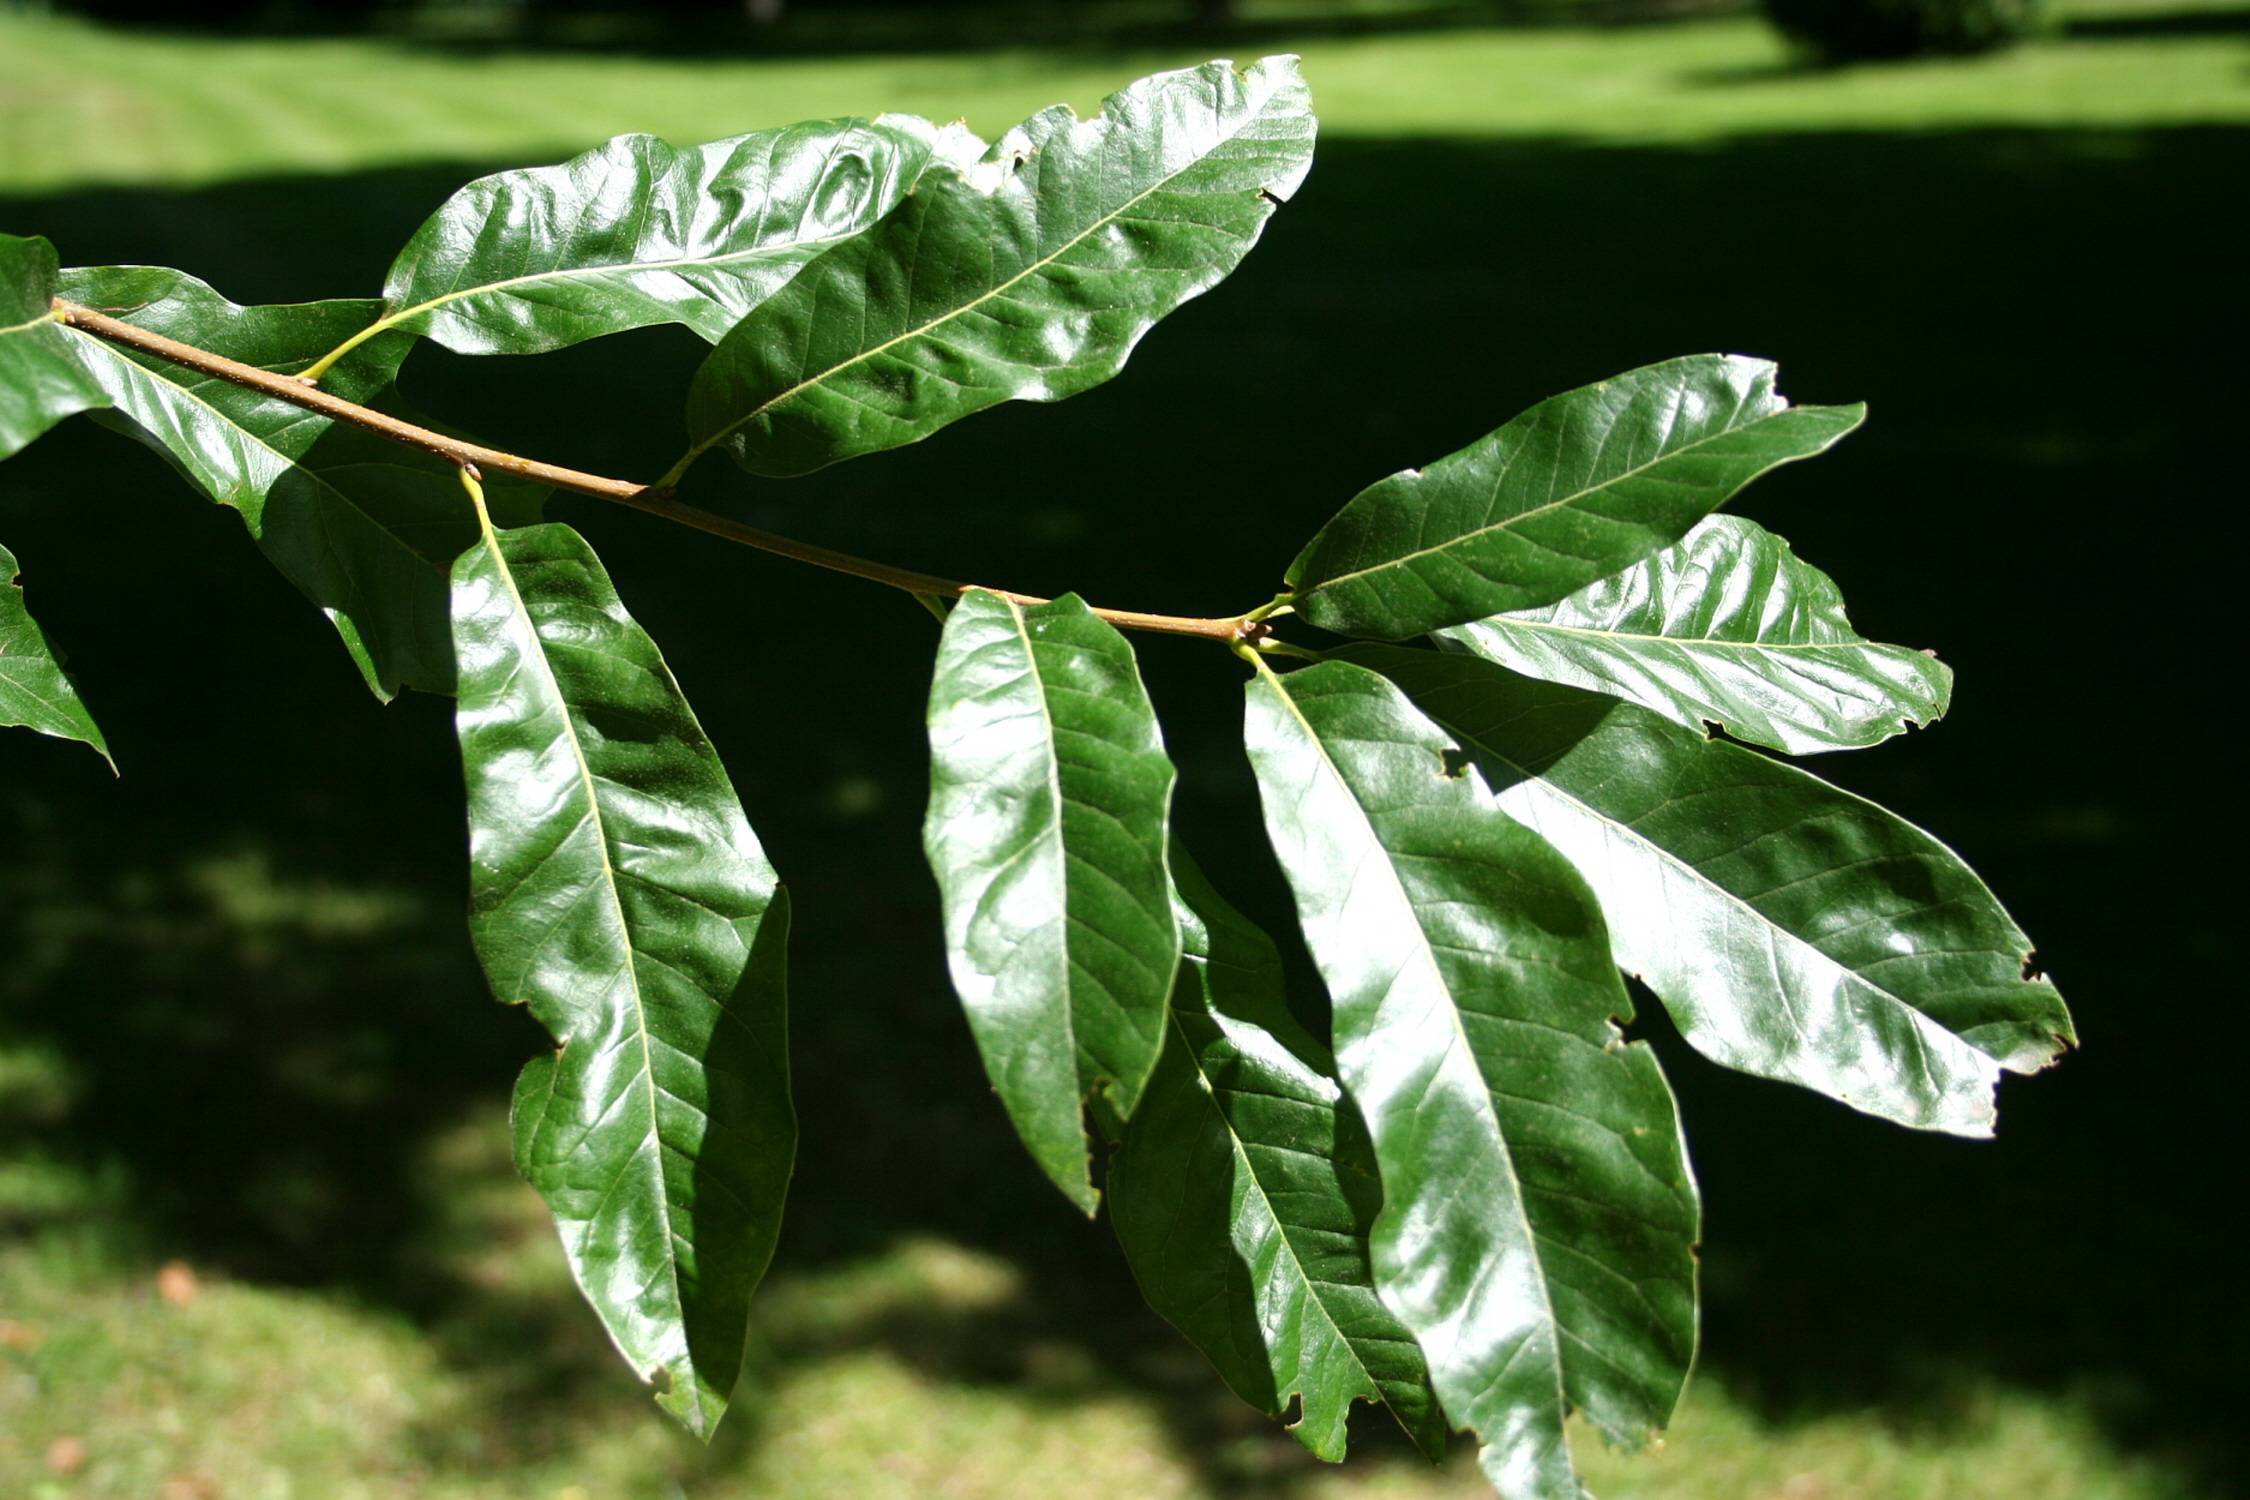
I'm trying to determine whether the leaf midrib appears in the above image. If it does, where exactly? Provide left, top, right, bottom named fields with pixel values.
left=1002, top=596, right=1084, bottom=1099
left=1439, top=700, right=1991, bottom=1094
left=1173, top=1010, right=1397, bottom=1420
left=1256, top=665, right=1573, bottom=1431
left=0, top=662, right=90, bottom=730
left=67, top=331, right=436, bottom=578
left=478, top=522, right=690, bottom=1367
left=685, top=80, right=1284, bottom=465
left=321, top=222, right=875, bottom=369
left=1474, top=614, right=1898, bottom=656
left=1305, top=400, right=1811, bottom=596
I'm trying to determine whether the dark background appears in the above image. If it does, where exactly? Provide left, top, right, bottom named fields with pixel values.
left=1, top=3, right=2239, bottom=1491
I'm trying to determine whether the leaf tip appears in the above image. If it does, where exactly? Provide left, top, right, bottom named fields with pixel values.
left=653, top=1366, right=731, bottom=1444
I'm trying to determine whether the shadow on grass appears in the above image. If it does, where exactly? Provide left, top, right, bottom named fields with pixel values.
left=1685, top=3, right=2250, bottom=84
left=2067, top=4, right=2250, bottom=39
left=1, top=121, right=2238, bottom=1491
left=73, top=0, right=1748, bottom=62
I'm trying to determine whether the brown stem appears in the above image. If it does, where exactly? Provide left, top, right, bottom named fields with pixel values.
left=51, top=298, right=1254, bottom=645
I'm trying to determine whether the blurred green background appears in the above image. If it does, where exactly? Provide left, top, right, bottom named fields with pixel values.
left=1, top=1, right=2241, bottom=1495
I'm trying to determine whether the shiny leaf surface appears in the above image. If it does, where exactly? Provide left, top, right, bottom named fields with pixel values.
left=1244, top=658, right=1699, bottom=1498
left=55, top=265, right=542, bottom=699
left=1442, top=515, right=1951, bottom=754
left=1364, top=646, right=2074, bottom=1135
left=310, top=116, right=973, bottom=388
left=923, top=590, right=1180, bottom=1213
left=681, top=56, right=1315, bottom=478
left=1289, top=356, right=1864, bottom=639
left=0, top=541, right=110, bottom=765
left=453, top=517, right=791, bottom=1438
left=0, top=233, right=106, bottom=459
left=1107, top=846, right=1447, bottom=1464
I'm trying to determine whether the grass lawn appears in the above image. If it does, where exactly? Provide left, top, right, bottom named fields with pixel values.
left=2, top=0, right=2246, bottom=188
left=1, top=1, right=2240, bottom=1496
left=0, top=1103, right=2183, bottom=1500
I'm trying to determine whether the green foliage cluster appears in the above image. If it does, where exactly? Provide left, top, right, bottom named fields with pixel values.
left=1764, top=0, right=2047, bottom=59
left=0, top=57, right=2074, bottom=1498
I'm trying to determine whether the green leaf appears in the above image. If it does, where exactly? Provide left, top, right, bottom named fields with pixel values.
left=1441, top=515, right=1952, bottom=755
left=922, top=589, right=1181, bottom=1214
left=1288, top=356, right=1864, bottom=640
left=306, top=116, right=976, bottom=388
left=679, top=56, right=1316, bottom=479
left=0, top=541, right=111, bottom=767
left=1243, top=658, right=1699, bottom=1498
left=54, top=266, right=543, bottom=699
left=1107, top=844, right=1447, bottom=1464
left=453, top=517, right=791, bottom=1439
left=1361, top=646, right=2074, bottom=1136
left=0, top=233, right=107, bottom=459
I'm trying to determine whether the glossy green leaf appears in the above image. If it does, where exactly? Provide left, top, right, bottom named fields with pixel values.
left=307, top=116, right=975, bottom=389
left=679, top=56, right=1315, bottom=479
left=0, top=233, right=107, bottom=459
left=0, top=542, right=110, bottom=766
left=1107, top=845, right=1447, bottom=1464
left=1362, top=646, right=2074, bottom=1136
left=453, top=516, right=791, bottom=1439
left=1442, top=515, right=1951, bottom=755
left=55, top=265, right=542, bottom=699
left=922, top=589, right=1181, bottom=1214
left=1243, top=658, right=1699, bottom=1498
left=1288, top=356, right=1864, bottom=640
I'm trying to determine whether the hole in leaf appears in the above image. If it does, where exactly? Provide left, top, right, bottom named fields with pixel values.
left=1439, top=747, right=1470, bottom=780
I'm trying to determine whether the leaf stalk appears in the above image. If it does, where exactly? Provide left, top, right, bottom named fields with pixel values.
left=50, top=298, right=1260, bottom=646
